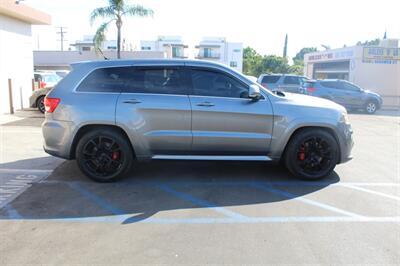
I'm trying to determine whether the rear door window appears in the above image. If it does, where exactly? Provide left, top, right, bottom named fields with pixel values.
left=261, top=75, right=280, bottom=84
left=283, top=76, right=300, bottom=85
left=124, top=67, right=187, bottom=95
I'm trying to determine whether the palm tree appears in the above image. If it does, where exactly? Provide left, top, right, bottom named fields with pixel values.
left=90, top=0, right=153, bottom=59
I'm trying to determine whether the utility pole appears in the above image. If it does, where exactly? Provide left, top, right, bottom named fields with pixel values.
left=56, top=26, right=67, bottom=51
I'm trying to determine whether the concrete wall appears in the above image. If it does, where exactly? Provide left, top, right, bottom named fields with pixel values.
left=0, top=15, right=34, bottom=114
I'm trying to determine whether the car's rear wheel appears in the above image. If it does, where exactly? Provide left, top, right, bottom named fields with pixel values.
left=75, top=128, right=133, bottom=182
left=284, top=129, right=339, bottom=180
left=365, top=100, right=377, bottom=114
left=37, top=96, right=45, bottom=113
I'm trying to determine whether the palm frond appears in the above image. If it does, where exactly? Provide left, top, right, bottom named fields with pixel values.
left=122, top=4, right=154, bottom=17
left=90, top=6, right=116, bottom=25
left=93, top=21, right=112, bottom=52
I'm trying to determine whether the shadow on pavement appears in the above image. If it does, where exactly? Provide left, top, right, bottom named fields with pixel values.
left=0, top=158, right=340, bottom=224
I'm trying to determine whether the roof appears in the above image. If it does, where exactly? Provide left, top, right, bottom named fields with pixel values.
left=0, top=0, right=51, bottom=25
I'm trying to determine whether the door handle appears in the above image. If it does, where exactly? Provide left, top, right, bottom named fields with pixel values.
left=123, top=99, right=142, bottom=104
left=196, top=102, right=215, bottom=107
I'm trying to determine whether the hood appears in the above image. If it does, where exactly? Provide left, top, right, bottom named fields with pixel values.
left=363, top=89, right=381, bottom=98
left=282, top=92, right=346, bottom=112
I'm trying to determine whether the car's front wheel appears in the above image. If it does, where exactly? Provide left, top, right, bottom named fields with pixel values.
left=365, top=101, right=378, bottom=114
left=284, top=129, right=339, bottom=180
left=75, top=128, right=134, bottom=182
left=37, top=96, right=45, bottom=113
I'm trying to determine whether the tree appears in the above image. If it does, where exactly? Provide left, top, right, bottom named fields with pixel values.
left=283, top=33, right=288, bottom=58
left=292, top=47, right=317, bottom=63
left=90, top=0, right=153, bottom=59
left=356, top=38, right=380, bottom=46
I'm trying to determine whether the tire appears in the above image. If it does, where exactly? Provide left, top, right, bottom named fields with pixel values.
left=75, top=128, right=134, bottom=182
left=284, top=129, right=339, bottom=180
left=37, top=96, right=45, bottom=113
left=364, top=100, right=378, bottom=114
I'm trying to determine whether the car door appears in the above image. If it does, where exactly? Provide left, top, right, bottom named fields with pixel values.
left=340, top=81, right=363, bottom=107
left=116, top=66, right=192, bottom=157
left=320, top=81, right=347, bottom=106
left=188, top=67, right=274, bottom=155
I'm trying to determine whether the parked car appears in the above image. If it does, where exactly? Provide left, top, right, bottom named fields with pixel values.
left=29, top=86, right=53, bottom=113
left=34, top=71, right=62, bottom=89
left=301, top=79, right=383, bottom=114
left=257, top=74, right=309, bottom=93
left=42, top=59, right=353, bottom=182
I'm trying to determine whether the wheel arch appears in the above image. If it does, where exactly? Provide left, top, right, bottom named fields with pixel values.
left=279, top=126, right=341, bottom=164
left=69, top=124, right=135, bottom=159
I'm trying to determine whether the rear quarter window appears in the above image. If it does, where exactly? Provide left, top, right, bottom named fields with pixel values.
left=261, top=75, right=280, bottom=84
left=76, top=67, right=130, bottom=92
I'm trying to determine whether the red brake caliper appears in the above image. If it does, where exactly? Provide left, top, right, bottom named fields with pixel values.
left=112, top=151, right=120, bottom=160
left=298, top=144, right=305, bottom=161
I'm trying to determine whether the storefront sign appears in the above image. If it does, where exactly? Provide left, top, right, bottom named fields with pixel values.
left=363, top=47, right=400, bottom=61
left=307, top=49, right=354, bottom=62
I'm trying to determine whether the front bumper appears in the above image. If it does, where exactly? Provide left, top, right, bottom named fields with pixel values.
left=337, top=122, right=354, bottom=164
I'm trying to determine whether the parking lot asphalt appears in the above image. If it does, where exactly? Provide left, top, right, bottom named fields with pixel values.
left=0, top=110, right=399, bottom=265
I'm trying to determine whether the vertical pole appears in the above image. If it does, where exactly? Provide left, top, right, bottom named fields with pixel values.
left=20, top=86, right=23, bottom=110
left=8, top=79, right=14, bottom=114
left=32, top=78, right=35, bottom=91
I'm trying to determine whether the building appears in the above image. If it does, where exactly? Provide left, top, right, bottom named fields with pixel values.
left=304, top=39, right=400, bottom=108
left=70, top=35, right=132, bottom=52
left=195, top=37, right=243, bottom=72
left=34, top=50, right=166, bottom=71
left=0, top=0, right=51, bottom=113
left=140, top=36, right=188, bottom=59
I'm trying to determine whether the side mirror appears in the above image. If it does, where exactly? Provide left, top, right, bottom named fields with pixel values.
left=248, top=84, right=261, bottom=100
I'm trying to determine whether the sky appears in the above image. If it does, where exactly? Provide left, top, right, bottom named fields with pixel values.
left=27, top=0, right=400, bottom=59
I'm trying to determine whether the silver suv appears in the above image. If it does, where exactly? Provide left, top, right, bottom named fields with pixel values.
left=42, top=59, right=353, bottom=182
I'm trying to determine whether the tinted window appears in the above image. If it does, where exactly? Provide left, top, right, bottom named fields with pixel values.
left=77, top=67, right=130, bottom=92
left=341, top=82, right=360, bottom=91
left=124, top=68, right=187, bottom=95
left=283, top=76, right=300, bottom=85
left=320, top=81, right=341, bottom=89
left=191, top=69, right=248, bottom=98
left=77, top=67, right=187, bottom=94
left=261, top=75, right=280, bottom=84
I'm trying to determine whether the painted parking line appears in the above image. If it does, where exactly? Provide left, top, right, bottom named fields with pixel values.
left=340, top=184, right=400, bottom=201
left=0, top=169, right=52, bottom=174
left=0, top=173, right=50, bottom=209
left=157, top=183, right=248, bottom=219
left=67, top=183, right=125, bottom=215
left=249, top=182, right=365, bottom=218
left=1, top=215, right=399, bottom=224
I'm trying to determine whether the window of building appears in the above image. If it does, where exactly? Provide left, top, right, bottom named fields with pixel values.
left=190, top=69, right=248, bottom=98
left=82, top=46, right=91, bottom=51
left=230, top=61, right=238, bottom=67
left=141, top=46, right=151, bottom=50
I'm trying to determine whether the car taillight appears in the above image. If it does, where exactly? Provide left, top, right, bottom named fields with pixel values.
left=44, top=97, right=60, bottom=113
left=40, top=81, right=47, bottom=88
left=306, top=87, right=316, bottom=93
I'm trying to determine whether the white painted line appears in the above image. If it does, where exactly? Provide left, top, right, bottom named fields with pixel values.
left=340, top=184, right=400, bottom=201
left=1, top=215, right=399, bottom=224
left=0, top=169, right=52, bottom=174
left=250, top=183, right=365, bottom=218
left=333, top=183, right=400, bottom=187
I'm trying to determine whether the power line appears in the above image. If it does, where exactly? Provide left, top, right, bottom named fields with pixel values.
left=56, top=26, right=67, bottom=51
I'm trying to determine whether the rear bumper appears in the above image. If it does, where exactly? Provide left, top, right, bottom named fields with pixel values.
left=42, top=118, right=75, bottom=159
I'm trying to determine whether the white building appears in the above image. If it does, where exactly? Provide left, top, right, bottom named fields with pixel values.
left=304, top=39, right=400, bottom=108
left=140, top=36, right=188, bottom=59
left=0, top=0, right=51, bottom=114
left=70, top=35, right=132, bottom=52
left=195, top=37, right=243, bottom=72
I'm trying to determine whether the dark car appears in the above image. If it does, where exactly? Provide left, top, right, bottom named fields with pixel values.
left=257, top=74, right=309, bottom=93
left=301, top=79, right=383, bottom=114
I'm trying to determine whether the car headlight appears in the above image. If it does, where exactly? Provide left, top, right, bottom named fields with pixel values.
left=340, top=112, right=350, bottom=124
